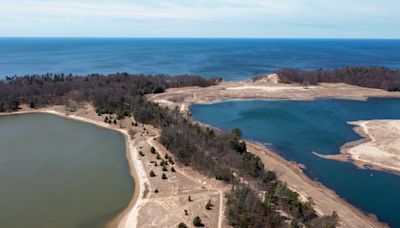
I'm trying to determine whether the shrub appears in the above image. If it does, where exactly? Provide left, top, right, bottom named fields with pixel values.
left=150, top=147, right=156, bottom=154
left=193, top=216, right=203, bottom=227
left=29, top=101, right=35, bottom=109
left=178, top=223, right=187, bottom=228
left=162, top=173, right=167, bottom=179
left=171, top=167, right=176, bottom=172
left=117, top=110, right=130, bottom=119
left=205, top=200, right=213, bottom=210
left=149, top=170, right=156, bottom=177
left=153, top=86, right=165, bottom=94
left=162, top=165, right=168, bottom=171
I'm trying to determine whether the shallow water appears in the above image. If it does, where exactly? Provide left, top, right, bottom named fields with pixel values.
left=1, top=38, right=400, bottom=80
left=0, top=113, right=133, bottom=228
left=191, top=98, right=400, bottom=227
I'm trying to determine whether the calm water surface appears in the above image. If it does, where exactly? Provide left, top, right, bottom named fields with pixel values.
left=191, top=98, right=400, bottom=227
left=1, top=38, right=400, bottom=80
left=0, top=113, right=133, bottom=228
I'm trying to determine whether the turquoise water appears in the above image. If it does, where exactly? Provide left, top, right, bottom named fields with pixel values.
left=1, top=38, right=400, bottom=80
left=191, top=98, right=400, bottom=227
left=0, top=113, right=133, bottom=228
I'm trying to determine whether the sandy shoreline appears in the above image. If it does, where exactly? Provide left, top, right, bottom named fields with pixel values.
left=0, top=107, right=145, bottom=228
left=246, top=142, right=386, bottom=228
left=317, top=120, right=400, bottom=176
left=149, top=80, right=400, bottom=114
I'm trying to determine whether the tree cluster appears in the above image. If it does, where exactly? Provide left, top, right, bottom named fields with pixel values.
left=0, top=73, right=220, bottom=112
left=161, top=119, right=338, bottom=227
left=271, top=67, right=400, bottom=91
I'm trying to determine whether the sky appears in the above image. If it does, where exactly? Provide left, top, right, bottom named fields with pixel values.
left=0, top=0, right=399, bottom=38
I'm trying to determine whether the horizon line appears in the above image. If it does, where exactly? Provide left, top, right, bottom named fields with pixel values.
left=0, top=36, right=399, bottom=40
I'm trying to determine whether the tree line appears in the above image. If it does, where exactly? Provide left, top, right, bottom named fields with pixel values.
left=258, top=67, right=400, bottom=91
left=0, top=73, right=337, bottom=227
left=0, top=73, right=220, bottom=112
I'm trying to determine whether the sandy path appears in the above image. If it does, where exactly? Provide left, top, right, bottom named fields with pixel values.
left=146, top=133, right=227, bottom=228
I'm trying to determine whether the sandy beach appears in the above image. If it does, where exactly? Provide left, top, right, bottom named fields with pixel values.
left=317, top=120, right=400, bottom=175
left=149, top=79, right=400, bottom=115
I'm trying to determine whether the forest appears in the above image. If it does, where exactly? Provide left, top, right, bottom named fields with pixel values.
left=0, top=73, right=338, bottom=227
left=271, top=67, right=400, bottom=91
left=0, top=73, right=219, bottom=112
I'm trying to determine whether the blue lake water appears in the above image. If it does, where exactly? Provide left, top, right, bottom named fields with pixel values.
left=191, top=98, right=400, bottom=227
left=1, top=38, right=400, bottom=80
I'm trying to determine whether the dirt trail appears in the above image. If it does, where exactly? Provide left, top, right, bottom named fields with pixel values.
left=146, top=133, right=227, bottom=228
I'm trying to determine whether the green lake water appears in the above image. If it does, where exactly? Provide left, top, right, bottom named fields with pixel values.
left=0, top=113, right=133, bottom=228
left=191, top=98, right=400, bottom=227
